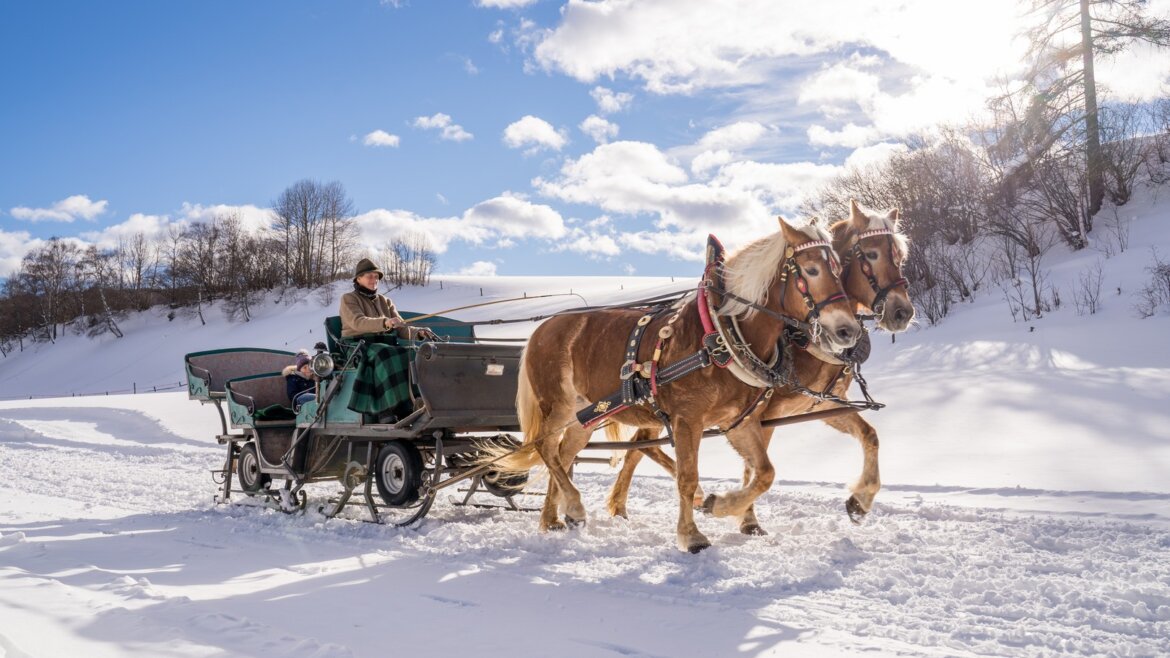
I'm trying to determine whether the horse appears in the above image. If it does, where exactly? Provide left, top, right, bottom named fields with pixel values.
left=605, top=200, right=913, bottom=534
left=484, top=216, right=861, bottom=552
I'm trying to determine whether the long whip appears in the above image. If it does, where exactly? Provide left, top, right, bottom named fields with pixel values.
left=399, top=292, right=589, bottom=324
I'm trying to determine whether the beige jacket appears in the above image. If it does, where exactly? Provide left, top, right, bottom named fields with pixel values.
left=339, top=290, right=420, bottom=339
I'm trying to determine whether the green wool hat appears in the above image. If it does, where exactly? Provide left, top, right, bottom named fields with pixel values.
left=353, top=258, right=384, bottom=281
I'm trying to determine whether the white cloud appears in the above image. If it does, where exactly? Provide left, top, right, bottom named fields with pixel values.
left=710, top=160, right=841, bottom=214
left=534, top=140, right=767, bottom=233
left=844, top=142, right=908, bottom=170
left=690, top=149, right=733, bottom=177
left=353, top=209, right=486, bottom=254
left=178, top=203, right=273, bottom=234
left=0, top=229, right=42, bottom=277
left=554, top=227, right=622, bottom=258
left=412, top=113, right=474, bottom=142
left=363, top=130, right=401, bottom=147
left=681, top=121, right=776, bottom=177
left=463, top=194, right=567, bottom=239
left=530, top=0, right=1030, bottom=94
left=454, top=261, right=499, bottom=276
left=1081, top=40, right=1170, bottom=103
left=590, top=86, right=633, bottom=114
left=807, top=123, right=878, bottom=148
left=10, top=194, right=109, bottom=223
left=353, top=195, right=565, bottom=254
left=618, top=230, right=706, bottom=262
left=696, top=121, right=771, bottom=152
left=579, top=115, right=619, bottom=144
left=798, top=62, right=881, bottom=110
left=503, top=115, right=568, bottom=152
left=522, top=0, right=1043, bottom=142
left=75, top=203, right=274, bottom=250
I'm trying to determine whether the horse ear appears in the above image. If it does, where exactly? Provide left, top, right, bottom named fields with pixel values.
left=849, top=199, right=867, bottom=229
left=886, top=208, right=901, bottom=229
left=777, top=216, right=798, bottom=241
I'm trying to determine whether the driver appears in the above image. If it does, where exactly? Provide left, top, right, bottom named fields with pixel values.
left=340, top=258, right=436, bottom=341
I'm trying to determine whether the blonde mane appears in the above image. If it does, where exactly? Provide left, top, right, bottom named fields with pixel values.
left=717, top=223, right=831, bottom=318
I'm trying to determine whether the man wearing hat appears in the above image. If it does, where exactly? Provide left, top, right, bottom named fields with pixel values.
left=340, top=258, right=436, bottom=424
left=340, top=258, right=435, bottom=341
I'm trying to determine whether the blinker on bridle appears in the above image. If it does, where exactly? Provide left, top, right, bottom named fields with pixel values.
left=784, top=239, right=847, bottom=323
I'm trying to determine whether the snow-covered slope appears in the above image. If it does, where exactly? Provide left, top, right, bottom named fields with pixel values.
left=2, top=187, right=1169, bottom=657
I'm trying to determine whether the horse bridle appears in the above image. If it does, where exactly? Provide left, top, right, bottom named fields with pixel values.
left=778, top=239, right=848, bottom=325
left=840, top=228, right=908, bottom=317
left=710, top=238, right=848, bottom=331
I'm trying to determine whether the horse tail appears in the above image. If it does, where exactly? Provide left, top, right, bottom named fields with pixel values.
left=478, top=346, right=544, bottom=473
left=605, top=423, right=627, bottom=467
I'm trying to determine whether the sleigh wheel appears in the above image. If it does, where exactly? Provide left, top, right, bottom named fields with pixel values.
left=237, top=443, right=271, bottom=494
left=375, top=441, right=423, bottom=507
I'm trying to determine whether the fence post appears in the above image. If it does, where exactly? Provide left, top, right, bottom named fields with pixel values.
left=133, top=382, right=136, bottom=394
left=480, top=288, right=483, bottom=296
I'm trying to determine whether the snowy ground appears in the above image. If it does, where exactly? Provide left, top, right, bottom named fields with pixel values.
left=3, top=190, right=1170, bottom=656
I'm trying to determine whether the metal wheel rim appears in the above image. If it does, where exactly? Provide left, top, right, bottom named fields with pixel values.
left=241, top=449, right=260, bottom=487
left=381, top=452, right=406, bottom=494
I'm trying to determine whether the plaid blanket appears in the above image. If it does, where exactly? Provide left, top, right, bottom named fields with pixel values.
left=347, top=340, right=414, bottom=419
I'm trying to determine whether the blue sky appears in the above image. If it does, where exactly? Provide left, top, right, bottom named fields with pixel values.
left=3, top=0, right=1168, bottom=278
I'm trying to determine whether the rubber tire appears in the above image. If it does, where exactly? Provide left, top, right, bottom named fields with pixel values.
left=375, top=441, right=423, bottom=507
left=237, top=443, right=271, bottom=494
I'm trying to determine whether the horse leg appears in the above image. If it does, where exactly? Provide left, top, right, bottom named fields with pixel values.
left=607, top=430, right=707, bottom=518
left=701, top=422, right=774, bottom=533
left=822, top=412, right=880, bottom=524
left=532, top=409, right=588, bottom=532
left=541, top=475, right=563, bottom=531
left=552, top=424, right=593, bottom=528
left=636, top=446, right=708, bottom=506
left=735, top=427, right=775, bottom=535
left=606, top=443, right=644, bottom=519
left=672, top=420, right=711, bottom=553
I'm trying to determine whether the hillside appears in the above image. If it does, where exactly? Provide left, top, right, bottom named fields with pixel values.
left=2, top=185, right=1169, bottom=657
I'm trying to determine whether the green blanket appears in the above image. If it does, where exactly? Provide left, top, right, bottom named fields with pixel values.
left=347, top=341, right=414, bottom=419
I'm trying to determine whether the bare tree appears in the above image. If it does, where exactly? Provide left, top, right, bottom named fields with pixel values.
left=1022, top=0, right=1170, bottom=218
left=77, top=246, right=125, bottom=338
left=380, top=232, right=437, bottom=287
left=1098, top=102, right=1149, bottom=205
left=1073, top=259, right=1106, bottom=314
left=271, top=179, right=358, bottom=287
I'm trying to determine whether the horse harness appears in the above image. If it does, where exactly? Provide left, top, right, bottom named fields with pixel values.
left=576, top=234, right=871, bottom=439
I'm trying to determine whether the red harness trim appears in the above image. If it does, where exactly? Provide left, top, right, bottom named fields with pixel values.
left=697, top=278, right=718, bottom=335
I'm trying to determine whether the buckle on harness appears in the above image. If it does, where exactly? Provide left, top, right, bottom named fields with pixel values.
left=619, top=359, right=638, bottom=380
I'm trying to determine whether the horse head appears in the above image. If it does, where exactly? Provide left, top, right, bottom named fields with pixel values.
left=776, top=217, right=861, bottom=352
left=832, top=200, right=914, bottom=333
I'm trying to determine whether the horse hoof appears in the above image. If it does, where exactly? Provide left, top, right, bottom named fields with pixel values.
left=686, top=539, right=711, bottom=554
left=701, top=494, right=717, bottom=515
left=565, top=515, right=586, bottom=529
left=740, top=523, right=767, bottom=536
left=543, top=520, right=567, bottom=532
left=845, top=496, right=867, bottom=525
